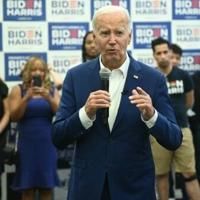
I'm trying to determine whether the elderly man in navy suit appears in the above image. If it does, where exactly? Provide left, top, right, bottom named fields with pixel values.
left=53, top=5, right=182, bottom=200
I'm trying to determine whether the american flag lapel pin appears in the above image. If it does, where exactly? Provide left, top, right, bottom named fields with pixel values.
left=133, top=75, right=139, bottom=79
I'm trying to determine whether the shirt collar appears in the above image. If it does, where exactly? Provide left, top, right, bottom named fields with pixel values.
left=99, top=53, right=130, bottom=78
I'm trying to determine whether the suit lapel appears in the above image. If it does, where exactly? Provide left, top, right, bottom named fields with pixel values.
left=111, top=59, right=142, bottom=133
left=87, top=59, right=101, bottom=91
left=86, top=58, right=144, bottom=134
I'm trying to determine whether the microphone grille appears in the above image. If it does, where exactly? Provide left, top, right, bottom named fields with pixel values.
left=99, top=68, right=111, bottom=80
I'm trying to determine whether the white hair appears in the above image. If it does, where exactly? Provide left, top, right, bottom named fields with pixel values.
left=92, top=5, right=131, bottom=32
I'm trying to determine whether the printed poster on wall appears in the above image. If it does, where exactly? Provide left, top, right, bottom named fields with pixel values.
left=0, top=2, right=2, bottom=21
left=172, top=21, right=200, bottom=49
left=134, top=49, right=156, bottom=67
left=132, top=0, right=171, bottom=21
left=3, top=22, right=48, bottom=52
left=3, top=0, right=46, bottom=21
left=4, top=52, right=47, bottom=81
left=0, top=24, right=2, bottom=51
left=47, top=0, right=90, bottom=22
left=91, top=0, right=130, bottom=19
left=48, top=22, right=89, bottom=50
left=133, top=22, right=171, bottom=49
left=180, top=50, right=200, bottom=73
left=47, top=51, right=82, bottom=81
left=173, top=0, right=200, bottom=20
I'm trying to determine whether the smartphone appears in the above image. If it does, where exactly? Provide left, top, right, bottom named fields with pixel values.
left=32, top=75, right=42, bottom=87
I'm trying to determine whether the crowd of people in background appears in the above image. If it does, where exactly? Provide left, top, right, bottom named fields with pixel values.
left=151, top=37, right=200, bottom=200
left=0, top=5, right=200, bottom=200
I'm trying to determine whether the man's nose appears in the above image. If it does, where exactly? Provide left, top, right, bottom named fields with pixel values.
left=108, top=33, right=116, bottom=44
left=91, top=41, right=96, bottom=47
left=161, top=53, right=167, bottom=59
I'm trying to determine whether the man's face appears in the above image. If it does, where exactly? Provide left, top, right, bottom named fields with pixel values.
left=171, top=52, right=181, bottom=67
left=93, top=11, right=131, bottom=70
left=153, top=44, right=171, bottom=69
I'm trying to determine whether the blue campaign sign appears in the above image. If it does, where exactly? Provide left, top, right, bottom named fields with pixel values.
left=173, top=0, right=200, bottom=20
left=5, top=53, right=47, bottom=81
left=181, top=50, right=200, bottom=73
left=133, top=22, right=171, bottom=49
left=3, top=0, right=46, bottom=21
left=48, top=22, right=89, bottom=50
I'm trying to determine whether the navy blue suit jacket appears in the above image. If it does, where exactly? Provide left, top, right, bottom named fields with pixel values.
left=53, top=56, right=182, bottom=200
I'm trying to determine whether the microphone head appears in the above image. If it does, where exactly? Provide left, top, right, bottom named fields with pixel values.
left=99, top=68, right=111, bottom=80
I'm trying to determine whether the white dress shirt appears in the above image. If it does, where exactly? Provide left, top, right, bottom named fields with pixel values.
left=106, top=55, right=129, bottom=130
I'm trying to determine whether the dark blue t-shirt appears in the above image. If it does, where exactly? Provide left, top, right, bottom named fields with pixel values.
left=166, top=67, right=193, bottom=127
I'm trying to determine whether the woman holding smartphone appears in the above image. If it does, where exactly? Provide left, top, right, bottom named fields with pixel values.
left=9, top=56, right=60, bottom=200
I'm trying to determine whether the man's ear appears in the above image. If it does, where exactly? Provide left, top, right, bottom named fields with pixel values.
left=128, top=31, right=132, bottom=44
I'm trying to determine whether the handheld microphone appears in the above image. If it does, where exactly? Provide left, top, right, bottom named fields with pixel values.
left=99, top=68, right=111, bottom=125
